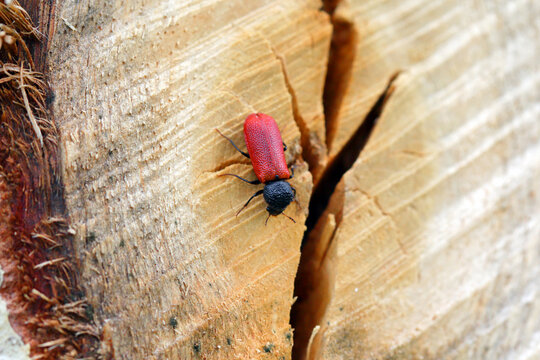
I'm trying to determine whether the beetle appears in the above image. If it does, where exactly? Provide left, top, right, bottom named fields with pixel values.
left=217, top=113, right=296, bottom=224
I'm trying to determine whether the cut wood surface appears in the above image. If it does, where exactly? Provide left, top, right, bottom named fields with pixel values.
left=297, top=0, right=540, bottom=359
left=48, top=0, right=329, bottom=359
left=3, top=0, right=539, bottom=359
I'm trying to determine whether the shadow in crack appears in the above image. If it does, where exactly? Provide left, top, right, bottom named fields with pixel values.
left=304, top=72, right=400, bottom=243
left=291, top=70, right=400, bottom=359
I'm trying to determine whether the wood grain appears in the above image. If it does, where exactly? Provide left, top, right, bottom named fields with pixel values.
left=41, top=0, right=540, bottom=358
left=48, top=1, right=329, bottom=358
left=303, top=0, right=540, bottom=358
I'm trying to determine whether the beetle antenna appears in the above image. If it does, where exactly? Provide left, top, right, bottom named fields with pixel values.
left=282, top=213, right=296, bottom=223
left=265, top=214, right=271, bottom=226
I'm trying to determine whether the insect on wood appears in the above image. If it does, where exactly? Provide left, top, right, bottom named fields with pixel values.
left=217, top=113, right=296, bottom=224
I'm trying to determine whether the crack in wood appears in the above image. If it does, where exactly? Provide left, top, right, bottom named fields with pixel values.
left=323, top=9, right=357, bottom=153
left=351, top=187, right=408, bottom=256
left=270, top=45, right=317, bottom=172
left=205, top=158, right=252, bottom=176
left=304, top=71, right=400, bottom=242
left=290, top=2, right=402, bottom=353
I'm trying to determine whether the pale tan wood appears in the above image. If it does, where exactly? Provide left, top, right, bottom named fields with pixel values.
left=48, top=1, right=330, bottom=359
left=43, top=0, right=540, bottom=359
left=302, top=0, right=540, bottom=359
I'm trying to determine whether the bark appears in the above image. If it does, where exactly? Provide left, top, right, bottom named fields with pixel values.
left=1, top=0, right=539, bottom=359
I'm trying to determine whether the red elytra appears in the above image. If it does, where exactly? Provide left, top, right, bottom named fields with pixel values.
left=244, top=113, right=290, bottom=183
left=216, top=113, right=296, bottom=224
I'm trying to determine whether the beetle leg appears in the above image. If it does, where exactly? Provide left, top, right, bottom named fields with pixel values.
left=216, top=129, right=250, bottom=158
left=221, top=173, right=260, bottom=185
left=289, top=165, right=295, bottom=179
left=282, top=141, right=287, bottom=152
left=237, top=189, right=264, bottom=216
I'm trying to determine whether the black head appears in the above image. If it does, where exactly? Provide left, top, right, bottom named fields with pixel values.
left=263, top=180, right=295, bottom=216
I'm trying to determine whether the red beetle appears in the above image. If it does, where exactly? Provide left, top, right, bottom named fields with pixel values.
left=217, top=113, right=296, bottom=224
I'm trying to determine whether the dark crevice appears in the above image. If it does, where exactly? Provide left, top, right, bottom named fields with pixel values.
left=323, top=11, right=357, bottom=153
left=207, top=158, right=252, bottom=176
left=304, top=71, right=400, bottom=241
left=321, top=0, right=341, bottom=14
left=290, top=47, right=399, bottom=360
left=291, top=212, right=338, bottom=360
left=272, top=48, right=319, bottom=173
